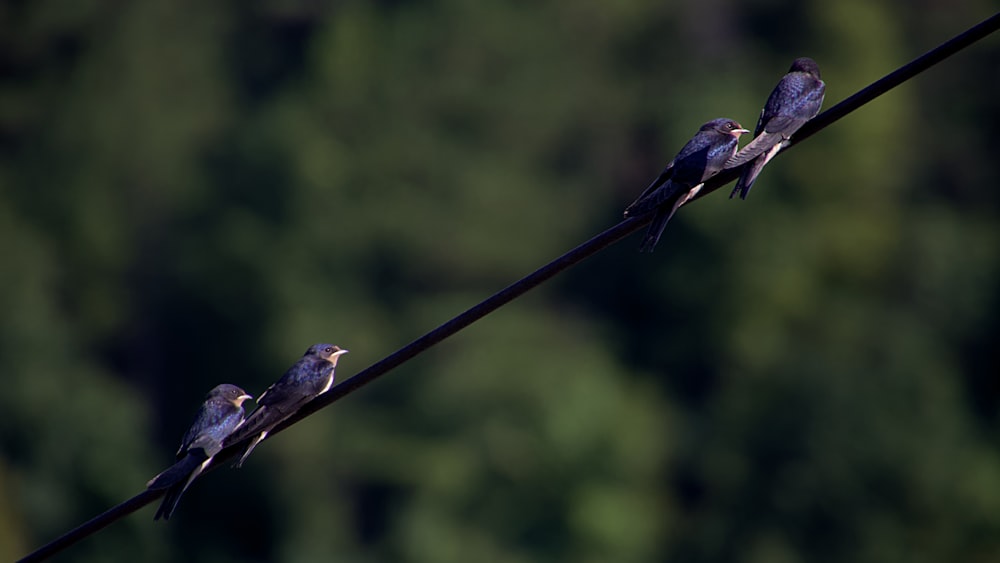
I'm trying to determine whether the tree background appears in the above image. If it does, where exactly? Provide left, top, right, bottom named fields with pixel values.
left=2, top=1, right=998, bottom=561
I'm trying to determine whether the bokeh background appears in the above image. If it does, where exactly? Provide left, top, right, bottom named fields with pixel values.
left=2, top=1, right=999, bottom=561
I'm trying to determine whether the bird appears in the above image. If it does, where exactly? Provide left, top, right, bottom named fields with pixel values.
left=727, top=57, right=826, bottom=200
left=624, top=118, right=749, bottom=252
left=146, top=383, right=252, bottom=520
left=230, top=343, right=349, bottom=468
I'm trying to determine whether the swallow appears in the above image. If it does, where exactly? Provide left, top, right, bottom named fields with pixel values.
left=727, top=57, right=825, bottom=200
left=146, top=383, right=252, bottom=520
left=231, top=344, right=348, bottom=468
left=624, top=118, right=749, bottom=252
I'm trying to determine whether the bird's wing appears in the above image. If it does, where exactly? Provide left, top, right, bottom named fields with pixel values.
left=763, top=75, right=825, bottom=135
left=229, top=383, right=317, bottom=467
left=786, top=79, right=826, bottom=121
left=624, top=160, right=676, bottom=218
left=625, top=178, right=685, bottom=218
left=177, top=400, right=245, bottom=455
left=231, top=385, right=311, bottom=442
left=147, top=452, right=206, bottom=490
left=186, top=434, right=226, bottom=458
left=229, top=406, right=278, bottom=443
left=726, top=130, right=783, bottom=168
left=762, top=114, right=808, bottom=136
left=637, top=183, right=701, bottom=252
left=751, top=105, right=766, bottom=136
left=256, top=379, right=315, bottom=414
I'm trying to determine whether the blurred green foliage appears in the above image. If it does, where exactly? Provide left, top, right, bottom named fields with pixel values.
left=1, top=1, right=998, bottom=561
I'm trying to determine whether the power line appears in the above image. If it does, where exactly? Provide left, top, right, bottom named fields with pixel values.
left=18, top=10, right=1000, bottom=563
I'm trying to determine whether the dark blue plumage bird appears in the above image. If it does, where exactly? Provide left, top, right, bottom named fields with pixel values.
left=728, top=57, right=826, bottom=199
left=147, top=383, right=252, bottom=520
left=231, top=344, right=348, bottom=468
left=624, top=118, right=749, bottom=252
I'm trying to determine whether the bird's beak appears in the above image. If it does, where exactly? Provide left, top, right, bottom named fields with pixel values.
left=327, top=348, right=349, bottom=365
left=733, top=128, right=750, bottom=136
left=233, top=393, right=253, bottom=407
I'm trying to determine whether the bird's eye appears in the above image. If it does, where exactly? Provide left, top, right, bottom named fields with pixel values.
left=324, top=346, right=334, bottom=354
left=726, top=122, right=735, bottom=129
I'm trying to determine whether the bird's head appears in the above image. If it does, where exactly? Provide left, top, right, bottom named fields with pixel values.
left=211, top=384, right=253, bottom=408
left=306, top=343, right=350, bottom=366
left=789, top=57, right=821, bottom=79
left=703, top=118, right=750, bottom=139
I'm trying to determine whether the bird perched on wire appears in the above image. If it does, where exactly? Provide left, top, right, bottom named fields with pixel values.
left=147, top=384, right=252, bottom=520
left=230, top=343, right=349, bottom=468
left=727, top=57, right=826, bottom=200
left=624, top=118, right=749, bottom=252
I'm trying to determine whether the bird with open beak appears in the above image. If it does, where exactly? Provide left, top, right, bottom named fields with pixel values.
left=230, top=344, right=349, bottom=467
left=625, top=118, right=749, bottom=252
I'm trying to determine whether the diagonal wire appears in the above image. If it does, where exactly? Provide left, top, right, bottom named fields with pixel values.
left=18, top=10, right=1000, bottom=563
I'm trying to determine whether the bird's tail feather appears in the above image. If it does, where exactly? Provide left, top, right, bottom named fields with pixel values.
left=152, top=457, right=207, bottom=520
left=147, top=454, right=203, bottom=490
left=234, top=433, right=266, bottom=468
left=730, top=143, right=783, bottom=200
left=638, top=206, right=678, bottom=252
left=730, top=161, right=757, bottom=200
left=154, top=483, right=185, bottom=521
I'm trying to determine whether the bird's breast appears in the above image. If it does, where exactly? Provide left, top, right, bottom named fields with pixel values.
left=318, top=372, right=335, bottom=395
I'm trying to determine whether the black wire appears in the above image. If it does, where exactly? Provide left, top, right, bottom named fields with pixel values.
left=18, top=10, right=1000, bottom=563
